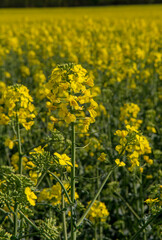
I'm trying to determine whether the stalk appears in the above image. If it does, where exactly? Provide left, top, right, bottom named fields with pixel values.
left=115, top=192, right=140, bottom=221
left=130, top=210, right=162, bottom=240
left=76, top=166, right=117, bottom=228
left=16, top=114, right=22, bottom=175
left=14, top=204, right=18, bottom=237
left=96, top=161, right=103, bottom=240
left=71, top=122, right=76, bottom=240
left=62, top=192, right=68, bottom=240
left=140, top=172, right=146, bottom=240
left=94, top=223, right=98, bottom=240
left=19, top=210, right=51, bottom=240
left=14, top=112, right=22, bottom=237
left=48, top=171, right=73, bottom=205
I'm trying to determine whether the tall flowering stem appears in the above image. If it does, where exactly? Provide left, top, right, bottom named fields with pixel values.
left=16, top=113, right=22, bottom=175
left=45, top=64, right=98, bottom=239
left=71, top=122, right=76, bottom=240
left=1, top=85, right=36, bottom=238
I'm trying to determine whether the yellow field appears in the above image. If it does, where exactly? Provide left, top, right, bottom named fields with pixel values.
left=0, top=4, right=162, bottom=23
left=0, top=5, right=161, bottom=240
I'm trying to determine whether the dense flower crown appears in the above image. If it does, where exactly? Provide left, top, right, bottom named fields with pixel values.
left=115, top=103, right=151, bottom=171
left=120, top=103, right=142, bottom=130
left=45, top=64, right=98, bottom=131
left=1, top=84, right=36, bottom=130
left=87, top=200, right=109, bottom=223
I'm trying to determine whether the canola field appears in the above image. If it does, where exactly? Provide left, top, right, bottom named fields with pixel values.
left=0, top=5, right=162, bottom=240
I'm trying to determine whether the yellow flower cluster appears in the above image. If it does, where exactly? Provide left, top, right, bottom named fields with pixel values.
left=1, top=84, right=36, bottom=130
left=87, top=200, right=109, bottom=223
left=114, top=103, right=152, bottom=170
left=4, top=138, right=15, bottom=149
left=145, top=198, right=159, bottom=205
left=25, top=187, right=37, bottom=206
left=120, top=103, right=142, bottom=130
left=115, top=126, right=151, bottom=171
left=143, top=155, right=153, bottom=165
left=54, top=152, right=72, bottom=166
left=38, top=182, right=79, bottom=206
left=115, top=158, right=125, bottom=167
left=45, top=64, right=97, bottom=131
left=97, top=152, right=107, bottom=162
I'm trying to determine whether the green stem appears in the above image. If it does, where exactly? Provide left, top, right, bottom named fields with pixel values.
left=71, top=122, right=76, bottom=240
left=17, top=232, right=39, bottom=239
left=115, top=192, right=140, bottom=221
left=48, top=170, right=73, bottom=205
left=0, top=208, right=13, bottom=223
left=95, top=224, right=98, bottom=240
left=96, top=162, right=103, bottom=240
left=130, top=210, right=162, bottom=240
left=62, top=192, right=68, bottom=240
left=35, top=171, right=47, bottom=189
left=16, top=116, right=22, bottom=175
left=18, top=210, right=51, bottom=240
left=140, top=172, right=146, bottom=240
left=76, top=166, right=117, bottom=228
left=133, top=174, right=139, bottom=214
left=14, top=204, right=18, bottom=237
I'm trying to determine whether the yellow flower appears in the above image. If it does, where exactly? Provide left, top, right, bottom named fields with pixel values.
left=54, top=152, right=72, bottom=166
left=115, top=159, right=125, bottom=167
left=25, top=187, right=37, bottom=206
left=145, top=198, right=159, bottom=204
left=4, top=138, right=14, bottom=149
left=98, top=153, right=107, bottom=162
left=30, top=145, right=45, bottom=155
left=140, top=167, right=144, bottom=173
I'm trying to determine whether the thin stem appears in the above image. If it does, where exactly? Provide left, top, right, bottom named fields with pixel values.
left=0, top=208, right=13, bottom=223
left=16, top=115, right=22, bottom=175
left=114, top=192, right=140, bottom=221
left=71, top=122, right=76, bottom=240
left=18, top=210, right=51, bottom=240
left=76, top=166, right=117, bottom=228
left=96, top=162, right=103, bottom=240
left=130, top=210, right=162, bottom=240
left=140, top=172, right=146, bottom=240
left=95, top=224, right=98, bottom=240
left=14, top=204, right=18, bottom=237
left=35, top=171, right=47, bottom=189
left=62, top=192, right=68, bottom=240
left=48, top=170, right=73, bottom=205
left=17, top=232, right=39, bottom=239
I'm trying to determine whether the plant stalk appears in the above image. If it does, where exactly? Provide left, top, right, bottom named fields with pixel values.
left=14, top=204, right=18, bottom=237
left=16, top=116, right=22, bottom=175
left=48, top=170, right=73, bottom=205
left=76, top=166, right=117, bottom=228
left=62, top=192, right=68, bottom=240
left=71, top=122, right=76, bottom=240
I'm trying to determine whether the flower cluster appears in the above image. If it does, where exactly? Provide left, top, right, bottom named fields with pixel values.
left=25, top=187, right=37, bottom=206
left=45, top=64, right=98, bottom=131
left=97, top=152, right=107, bottom=162
left=115, top=126, right=151, bottom=171
left=38, top=182, right=79, bottom=206
left=1, top=84, right=36, bottom=130
left=114, top=103, right=151, bottom=171
left=120, top=103, right=142, bottom=130
left=87, top=200, right=109, bottom=223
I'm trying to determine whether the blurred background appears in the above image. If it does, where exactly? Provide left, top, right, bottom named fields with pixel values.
left=0, top=0, right=161, bottom=8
